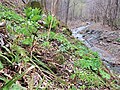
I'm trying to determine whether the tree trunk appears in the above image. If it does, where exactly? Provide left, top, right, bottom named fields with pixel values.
left=53, top=0, right=59, bottom=16
left=65, top=0, right=70, bottom=25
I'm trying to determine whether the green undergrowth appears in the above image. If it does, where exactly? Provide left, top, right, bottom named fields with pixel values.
left=116, top=38, right=120, bottom=42
left=0, top=3, right=119, bottom=90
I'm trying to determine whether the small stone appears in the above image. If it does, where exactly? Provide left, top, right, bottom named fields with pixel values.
left=118, top=75, right=120, bottom=78
left=85, top=29, right=90, bottom=33
left=106, top=39, right=112, bottom=43
left=91, top=30, right=95, bottom=34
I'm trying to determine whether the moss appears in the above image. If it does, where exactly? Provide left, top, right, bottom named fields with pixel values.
left=48, top=62, right=57, bottom=73
left=116, top=38, right=120, bottom=42
left=58, top=21, right=72, bottom=36
left=53, top=53, right=65, bottom=65
left=26, top=1, right=43, bottom=9
left=63, top=27, right=72, bottom=36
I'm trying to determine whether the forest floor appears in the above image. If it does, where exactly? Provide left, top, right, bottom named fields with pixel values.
left=0, top=1, right=120, bottom=89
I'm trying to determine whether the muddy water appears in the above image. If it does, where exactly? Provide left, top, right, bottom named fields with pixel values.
left=72, top=25, right=120, bottom=74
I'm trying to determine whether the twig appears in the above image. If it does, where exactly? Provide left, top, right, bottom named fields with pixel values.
left=47, top=15, right=54, bottom=41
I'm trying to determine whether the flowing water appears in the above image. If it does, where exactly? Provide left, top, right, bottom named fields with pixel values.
left=72, top=24, right=120, bottom=74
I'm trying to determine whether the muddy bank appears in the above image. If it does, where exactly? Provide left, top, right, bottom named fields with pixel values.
left=72, top=23, right=120, bottom=74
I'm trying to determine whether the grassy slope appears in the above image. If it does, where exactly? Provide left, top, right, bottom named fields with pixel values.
left=0, top=3, right=119, bottom=90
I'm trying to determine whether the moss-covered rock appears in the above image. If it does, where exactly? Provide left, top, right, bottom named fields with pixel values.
left=59, top=21, right=72, bottom=36
left=53, top=53, right=65, bottom=65
left=26, top=0, right=43, bottom=9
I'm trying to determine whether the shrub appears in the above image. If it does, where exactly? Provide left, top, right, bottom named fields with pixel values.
left=24, top=7, right=43, bottom=22
left=44, top=14, right=59, bottom=31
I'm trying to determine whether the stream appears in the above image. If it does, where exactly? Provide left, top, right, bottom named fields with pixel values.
left=72, top=24, right=120, bottom=74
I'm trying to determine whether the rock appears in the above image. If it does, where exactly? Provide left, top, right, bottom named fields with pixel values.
left=26, top=0, right=43, bottom=9
left=85, top=29, right=90, bottom=33
left=90, top=30, right=95, bottom=34
left=79, top=30, right=85, bottom=34
left=82, top=35, right=85, bottom=37
left=0, top=21, right=6, bottom=27
left=87, top=30, right=95, bottom=34
left=106, top=39, right=112, bottom=43
left=99, top=37, right=103, bottom=40
left=86, top=22, right=91, bottom=25
left=53, top=53, right=65, bottom=65
left=99, top=36, right=107, bottom=40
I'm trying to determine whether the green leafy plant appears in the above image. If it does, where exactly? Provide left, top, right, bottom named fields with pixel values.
left=22, top=37, right=33, bottom=46
left=44, top=14, right=59, bottom=31
left=41, top=41, right=50, bottom=48
left=24, top=7, right=42, bottom=22
left=74, top=53, right=110, bottom=79
left=0, top=61, right=3, bottom=70
left=0, top=3, right=118, bottom=90
left=77, top=58, right=101, bottom=71
left=9, top=84, right=26, bottom=90
left=0, top=52, right=12, bottom=64
left=70, top=68, right=105, bottom=89
left=0, top=9, right=24, bottom=22
left=99, top=69, right=111, bottom=79
left=116, top=38, right=120, bottom=42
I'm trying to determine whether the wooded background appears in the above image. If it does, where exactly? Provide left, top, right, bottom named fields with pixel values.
left=44, top=0, right=120, bottom=29
left=2, top=0, right=120, bottom=29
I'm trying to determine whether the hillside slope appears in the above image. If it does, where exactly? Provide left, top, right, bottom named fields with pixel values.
left=0, top=3, right=119, bottom=90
